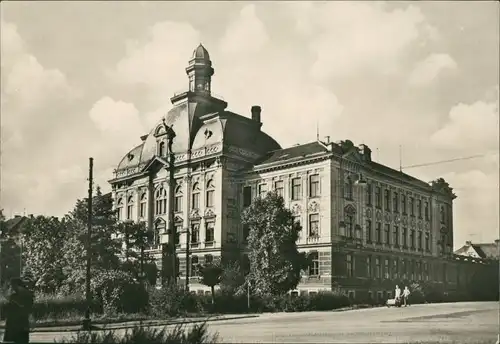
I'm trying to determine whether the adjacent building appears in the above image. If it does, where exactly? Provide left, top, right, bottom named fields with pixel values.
left=109, top=45, right=460, bottom=300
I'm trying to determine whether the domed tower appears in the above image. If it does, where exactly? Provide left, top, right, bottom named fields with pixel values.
left=187, top=44, right=214, bottom=96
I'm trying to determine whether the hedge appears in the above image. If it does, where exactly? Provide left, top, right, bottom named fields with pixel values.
left=1, top=287, right=350, bottom=321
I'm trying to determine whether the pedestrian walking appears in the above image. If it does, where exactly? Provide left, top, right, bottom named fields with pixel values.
left=395, top=285, right=402, bottom=306
left=403, top=286, right=411, bottom=307
left=2, top=278, right=34, bottom=344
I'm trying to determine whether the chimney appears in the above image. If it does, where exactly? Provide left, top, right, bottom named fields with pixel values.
left=29, top=214, right=34, bottom=219
left=251, top=105, right=261, bottom=123
left=358, top=144, right=372, bottom=162
left=465, top=240, right=472, bottom=246
left=324, top=136, right=330, bottom=144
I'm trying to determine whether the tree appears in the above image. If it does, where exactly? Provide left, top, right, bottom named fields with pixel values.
left=241, top=191, right=306, bottom=297
left=198, top=262, right=223, bottom=304
left=61, top=186, right=121, bottom=292
left=21, top=216, right=69, bottom=293
left=219, top=261, right=245, bottom=296
left=116, top=221, right=157, bottom=285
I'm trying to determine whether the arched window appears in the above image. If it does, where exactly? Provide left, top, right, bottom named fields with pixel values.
left=191, top=182, right=200, bottom=210
left=190, top=256, right=199, bottom=277
left=344, top=177, right=353, bottom=200
left=116, top=198, right=124, bottom=221
left=139, top=193, right=147, bottom=218
left=308, top=251, right=319, bottom=276
left=158, top=141, right=165, bottom=157
left=155, top=187, right=167, bottom=215
left=206, top=179, right=215, bottom=208
left=126, top=195, right=134, bottom=220
left=174, top=185, right=183, bottom=212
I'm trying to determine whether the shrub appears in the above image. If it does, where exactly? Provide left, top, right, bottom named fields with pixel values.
left=149, top=283, right=203, bottom=317
left=55, top=322, right=219, bottom=344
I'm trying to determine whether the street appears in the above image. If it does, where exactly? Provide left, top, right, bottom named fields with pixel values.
left=29, top=301, right=499, bottom=343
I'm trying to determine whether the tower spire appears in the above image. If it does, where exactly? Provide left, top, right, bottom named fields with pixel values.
left=185, top=43, right=214, bottom=95
left=316, top=120, right=319, bottom=141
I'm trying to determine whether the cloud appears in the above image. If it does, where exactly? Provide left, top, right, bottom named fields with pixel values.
left=442, top=169, right=499, bottom=244
left=409, top=53, right=457, bottom=86
left=290, top=2, right=437, bottom=80
left=0, top=20, right=83, bottom=216
left=111, top=21, right=200, bottom=105
left=430, top=100, right=499, bottom=153
left=218, top=4, right=269, bottom=55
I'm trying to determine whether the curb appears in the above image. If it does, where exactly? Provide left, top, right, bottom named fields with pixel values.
left=29, top=314, right=260, bottom=333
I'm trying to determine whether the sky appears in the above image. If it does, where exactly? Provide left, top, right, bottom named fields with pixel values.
left=1, top=1, right=499, bottom=248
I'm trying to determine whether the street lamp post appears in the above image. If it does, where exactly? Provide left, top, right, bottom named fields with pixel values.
left=164, top=121, right=177, bottom=286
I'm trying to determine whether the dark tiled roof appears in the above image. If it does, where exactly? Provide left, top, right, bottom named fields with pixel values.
left=255, top=142, right=330, bottom=167
left=472, top=243, right=499, bottom=259
left=368, top=161, right=430, bottom=189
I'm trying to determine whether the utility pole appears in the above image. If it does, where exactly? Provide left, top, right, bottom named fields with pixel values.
left=83, top=157, right=93, bottom=331
left=164, top=120, right=177, bottom=286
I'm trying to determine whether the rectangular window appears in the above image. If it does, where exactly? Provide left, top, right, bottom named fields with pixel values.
left=127, top=205, right=133, bottom=220
left=345, top=215, right=354, bottom=238
left=205, top=222, right=215, bottom=242
left=375, top=186, right=381, bottom=208
left=417, top=199, right=422, bottom=218
left=174, top=195, right=183, bottom=212
left=409, top=197, right=415, bottom=216
left=410, top=261, right=415, bottom=281
left=309, top=174, right=320, bottom=198
left=402, top=227, right=408, bottom=248
left=423, top=262, right=429, bottom=281
left=243, top=224, right=250, bottom=242
left=384, top=258, right=390, bottom=279
left=190, top=223, right=200, bottom=243
left=418, top=231, right=423, bottom=250
left=258, top=183, right=268, bottom=198
left=424, top=201, right=429, bottom=220
left=117, top=208, right=122, bottom=221
left=410, top=229, right=415, bottom=249
left=375, top=222, right=382, bottom=244
left=366, top=183, right=372, bottom=206
left=384, top=224, right=390, bottom=245
left=291, top=178, right=302, bottom=200
left=346, top=254, right=354, bottom=277
left=393, top=226, right=399, bottom=247
left=206, top=190, right=215, bottom=207
left=174, top=224, right=182, bottom=245
left=274, top=180, right=284, bottom=198
left=393, top=193, right=399, bottom=212
left=243, top=186, right=252, bottom=207
left=190, top=256, right=199, bottom=277
left=140, top=202, right=146, bottom=218
left=309, top=214, right=319, bottom=237
left=416, top=261, right=422, bottom=280
left=393, top=260, right=398, bottom=279
left=309, top=254, right=319, bottom=276
left=375, top=257, right=381, bottom=278
left=366, top=220, right=372, bottom=243
left=402, top=194, right=407, bottom=214
left=384, top=189, right=390, bottom=211
left=366, top=256, right=372, bottom=278
left=402, top=260, right=407, bottom=279
left=191, top=192, right=200, bottom=210
left=425, top=232, right=430, bottom=251
left=205, top=254, right=214, bottom=265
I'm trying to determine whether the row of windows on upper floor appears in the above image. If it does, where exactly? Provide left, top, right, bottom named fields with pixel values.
left=242, top=176, right=449, bottom=226
left=115, top=179, right=216, bottom=220
left=365, top=184, right=450, bottom=225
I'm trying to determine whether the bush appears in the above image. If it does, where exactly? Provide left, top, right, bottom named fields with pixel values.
left=149, top=283, right=203, bottom=317
left=55, top=322, right=219, bottom=344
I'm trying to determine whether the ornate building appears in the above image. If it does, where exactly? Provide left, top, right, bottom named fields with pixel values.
left=109, top=44, right=459, bottom=300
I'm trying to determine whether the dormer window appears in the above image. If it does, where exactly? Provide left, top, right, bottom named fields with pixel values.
left=158, top=141, right=165, bottom=157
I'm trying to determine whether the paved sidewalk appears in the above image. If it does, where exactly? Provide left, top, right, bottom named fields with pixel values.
left=29, top=314, right=259, bottom=333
